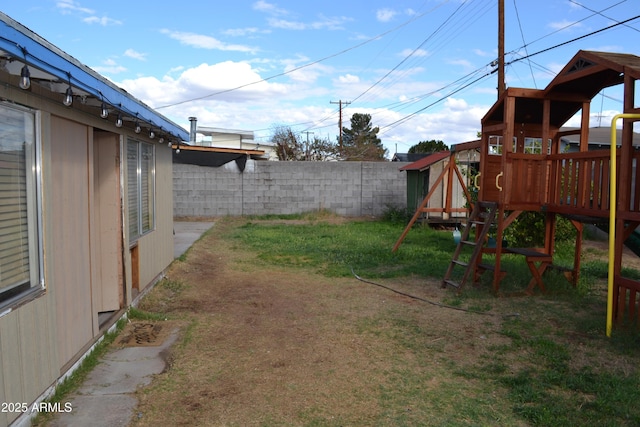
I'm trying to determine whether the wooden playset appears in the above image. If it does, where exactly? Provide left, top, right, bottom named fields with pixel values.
left=399, top=50, right=640, bottom=327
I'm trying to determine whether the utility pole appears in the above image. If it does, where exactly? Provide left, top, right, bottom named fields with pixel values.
left=330, top=100, right=351, bottom=155
left=498, top=0, right=505, bottom=97
left=303, top=131, right=314, bottom=160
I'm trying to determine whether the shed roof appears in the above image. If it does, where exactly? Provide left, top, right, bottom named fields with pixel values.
left=398, top=150, right=450, bottom=172
left=392, top=153, right=432, bottom=162
left=559, top=127, right=640, bottom=146
left=0, top=12, right=188, bottom=141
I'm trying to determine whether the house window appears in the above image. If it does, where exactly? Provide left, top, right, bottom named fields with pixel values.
left=127, top=139, right=155, bottom=242
left=0, top=103, right=43, bottom=307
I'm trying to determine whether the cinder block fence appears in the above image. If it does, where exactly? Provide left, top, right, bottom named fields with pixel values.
left=173, top=160, right=410, bottom=218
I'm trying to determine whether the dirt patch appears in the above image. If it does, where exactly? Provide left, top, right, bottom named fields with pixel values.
left=582, top=238, right=640, bottom=270
left=115, top=321, right=178, bottom=347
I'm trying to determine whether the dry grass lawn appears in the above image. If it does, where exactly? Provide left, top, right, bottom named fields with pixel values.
left=129, top=217, right=639, bottom=426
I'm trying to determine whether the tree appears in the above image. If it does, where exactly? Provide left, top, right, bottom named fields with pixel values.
left=408, top=140, right=449, bottom=154
left=341, top=113, right=387, bottom=161
left=307, top=136, right=340, bottom=161
left=271, top=125, right=304, bottom=161
left=270, top=126, right=340, bottom=161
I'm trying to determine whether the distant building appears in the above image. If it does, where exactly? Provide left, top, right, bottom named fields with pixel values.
left=187, top=117, right=276, bottom=160
left=560, top=127, right=640, bottom=152
left=391, top=152, right=433, bottom=162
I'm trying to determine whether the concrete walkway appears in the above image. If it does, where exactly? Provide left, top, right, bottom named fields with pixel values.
left=173, top=221, right=214, bottom=259
left=41, top=221, right=214, bottom=427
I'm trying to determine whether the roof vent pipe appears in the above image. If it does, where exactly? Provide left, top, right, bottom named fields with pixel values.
left=188, top=117, right=197, bottom=143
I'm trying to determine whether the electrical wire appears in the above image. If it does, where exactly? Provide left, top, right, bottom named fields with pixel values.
left=569, top=0, right=639, bottom=33
left=350, top=267, right=520, bottom=319
left=349, top=0, right=470, bottom=106
left=511, top=0, right=629, bottom=51
left=512, top=0, right=536, bottom=88
left=378, top=68, right=494, bottom=134
left=374, top=11, right=640, bottom=136
left=351, top=0, right=495, bottom=108
left=154, top=2, right=449, bottom=110
left=505, top=14, right=640, bottom=67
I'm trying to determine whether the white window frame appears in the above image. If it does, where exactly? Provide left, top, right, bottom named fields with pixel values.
left=488, top=135, right=516, bottom=155
left=0, top=102, right=44, bottom=308
left=524, top=137, right=543, bottom=154
left=127, top=139, right=155, bottom=242
left=523, top=137, right=553, bottom=155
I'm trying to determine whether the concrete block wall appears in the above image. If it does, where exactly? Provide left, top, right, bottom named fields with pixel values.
left=174, top=160, right=410, bottom=218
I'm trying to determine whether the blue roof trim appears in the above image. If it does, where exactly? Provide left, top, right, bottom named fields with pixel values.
left=0, top=13, right=188, bottom=141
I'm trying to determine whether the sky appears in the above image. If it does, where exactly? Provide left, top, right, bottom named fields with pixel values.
left=3, top=0, right=640, bottom=157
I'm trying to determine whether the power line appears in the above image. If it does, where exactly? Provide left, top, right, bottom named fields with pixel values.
left=379, top=70, right=494, bottom=134
left=154, top=2, right=448, bottom=110
left=377, top=11, right=640, bottom=135
left=506, top=13, right=640, bottom=66
left=512, top=0, right=536, bottom=88
left=349, top=0, right=469, bottom=106
left=568, top=0, right=639, bottom=33
left=511, top=0, right=630, bottom=51
left=351, top=0, right=495, bottom=108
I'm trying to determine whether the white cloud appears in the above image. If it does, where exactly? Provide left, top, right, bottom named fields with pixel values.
left=124, top=49, right=146, bottom=61
left=548, top=19, right=583, bottom=31
left=160, top=29, right=257, bottom=53
left=377, top=99, right=487, bottom=149
left=57, top=0, right=121, bottom=26
left=222, top=27, right=266, bottom=37
left=283, top=61, right=330, bottom=83
left=83, top=16, right=122, bottom=26
left=267, top=15, right=350, bottom=31
left=338, top=74, right=359, bottom=84
left=473, top=49, right=494, bottom=58
left=444, top=97, right=468, bottom=111
left=168, top=65, right=185, bottom=74
left=400, top=48, right=429, bottom=58
left=268, top=18, right=306, bottom=30
left=253, top=0, right=288, bottom=15
left=56, top=0, right=94, bottom=15
left=118, top=61, right=289, bottom=108
left=92, top=58, right=126, bottom=74
left=447, top=58, right=474, bottom=72
left=376, top=8, right=397, bottom=23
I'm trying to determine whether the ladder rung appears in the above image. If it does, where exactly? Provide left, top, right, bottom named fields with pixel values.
left=452, top=259, right=468, bottom=267
left=478, top=263, right=506, bottom=272
left=461, top=240, right=476, bottom=246
left=478, top=202, right=497, bottom=208
left=442, top=279, right=460, bottom=288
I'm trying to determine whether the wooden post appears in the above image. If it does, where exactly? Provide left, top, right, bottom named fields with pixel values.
left=498, top=0, right=505, bottom=96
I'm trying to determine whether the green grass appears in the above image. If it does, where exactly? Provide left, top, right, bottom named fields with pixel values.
left=232, top=220, right=456, bottom=279
left=222, top=216, right=640, bottom=426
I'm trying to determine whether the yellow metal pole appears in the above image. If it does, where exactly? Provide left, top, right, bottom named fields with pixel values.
left=607, top=114, right=640, bottom=337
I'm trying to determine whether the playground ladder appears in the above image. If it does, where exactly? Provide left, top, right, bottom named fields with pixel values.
left=442, top=201, right=497, bottom=290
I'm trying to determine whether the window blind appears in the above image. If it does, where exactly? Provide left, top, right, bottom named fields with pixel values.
left=0, top=106, right=35, bottom=292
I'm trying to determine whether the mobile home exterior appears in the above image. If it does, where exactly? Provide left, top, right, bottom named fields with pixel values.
left=0, top=13, right=188, bottom=426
